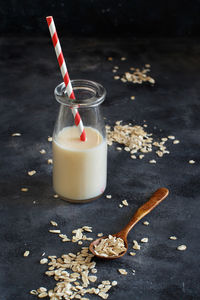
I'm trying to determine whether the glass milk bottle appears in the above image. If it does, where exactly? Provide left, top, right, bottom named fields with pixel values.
left=53, top=79, right=107, bottom=203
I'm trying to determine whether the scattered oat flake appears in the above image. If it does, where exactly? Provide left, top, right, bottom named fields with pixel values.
left=38, top=292, right=48, bottom=298
left=121, top=57, right=126, bottom=61
left=173, top=140, right=180, bottom=144
left=106, top=195, right=112, bottom=199
left=91, top=268, right=97, bottom=274
left=177, top=245, right=187, bottom=251
left=48, top=136, right=53, bottom=142
left=129, top=252, right=136, bottom=256
left=168, top=135, right=175, bottom=140
left=114, top=76, right=120, bottom=80
left=141, top=237, right=148, bottom=243
left=112, top=281, right=118, bottom=286
left=169, top=236, right=177, bottom=240
left=122, top=199, right=128, bottom=206
left=119, top=204, right=123, bottom=208
left=97, top=233, right=103, bottom=237
left=133, top=240, right=140, bottom=250
left=21, top=187, right=28, bottom=192
left=112, top=69, right=117, bottom=73
left=50, top=221, right=58, bottom=227
left=149, top=159, right=156, bottom=164
left=47, top=159, right=53, bottom=164
left=30, top=290, right=38, bottom=295
left=118, top=269, right=127, bottom=275
left=116, top=147, right=122, bottom=151
left=49, top=229, right=61, bottom=234
left=37, top=287, right=47, bottom=293
left=40, top=258, right=48, bottom=264
left=88, top=275, right=97, bottom=282
left=189, top=160, right=195, bottom=164
left=12, top=132, right=21, bottom=136
left=143, top=221, right=149, bottom=226
left=28, top=170, right=36, bottom=176
left=99, top=291, right=109, bottom=299
left=40, top=149, right=46, bottom=154
left=53, top=194, right=59, bottom=198
left=23, top=250, right=30, bottom=257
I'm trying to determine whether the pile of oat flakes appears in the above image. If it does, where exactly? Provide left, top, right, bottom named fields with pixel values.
left=94, top=235, right=126, bottom=257
left=106, top=121, right=180, bottom=163
left=30, top=224, right=119, bottom=300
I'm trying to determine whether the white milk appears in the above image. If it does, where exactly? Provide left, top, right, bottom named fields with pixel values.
left=53, top=126, right=107, bottom=202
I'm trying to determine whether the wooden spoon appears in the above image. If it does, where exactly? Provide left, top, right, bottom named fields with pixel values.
left=89, top=187, right=169, bottom=259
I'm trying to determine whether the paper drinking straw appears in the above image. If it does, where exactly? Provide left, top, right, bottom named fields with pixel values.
left=46, top=16, right=86, bottom=142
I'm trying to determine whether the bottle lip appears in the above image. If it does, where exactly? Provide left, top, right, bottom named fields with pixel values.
left=54, top=79, right=106, bottom=108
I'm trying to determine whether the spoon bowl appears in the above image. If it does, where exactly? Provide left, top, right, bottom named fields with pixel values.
left=89, top=232, right=128, bottom=260
left=89, top=187, right=169, bottom=260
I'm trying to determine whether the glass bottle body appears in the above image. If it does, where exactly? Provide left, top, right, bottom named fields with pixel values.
left=53, top=80, right=107, bottom=203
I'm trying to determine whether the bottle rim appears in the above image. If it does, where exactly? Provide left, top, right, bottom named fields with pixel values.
left=54, top=79, right=106, bottom=108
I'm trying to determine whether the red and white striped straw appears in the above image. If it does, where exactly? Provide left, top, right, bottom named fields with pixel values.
left=46, top=16, right=86, bottom=142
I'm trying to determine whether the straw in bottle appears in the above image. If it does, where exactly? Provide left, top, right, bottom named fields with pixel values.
left=46, top=16, right=86, bottom=142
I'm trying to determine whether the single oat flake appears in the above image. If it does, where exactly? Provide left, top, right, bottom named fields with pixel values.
left=133, top=240, right=140, bottom=250
left=39, top=149, right=46, bottom=154
left=49, top=229, right=61, bottom=234
left=12, top=132, right=21, bottom=136
left=149, top=159, right=156, bottom=164
left=28, top=170, right=36, bottom=176
left=189, top=160, right=195, bottom=164
left=177, top=245, right=187, bottom=251
left=47, top=159, right=53, bottom=164
left=23, top=250, right=30, bottom=257
left=21, top=187, right=28, bottom=192
left=169, top=236, right=177, bottom=240
left=40, top=258, right=48, bottom=264
left=173, top=140, right=180, bottom=144
left=141, top=237, right=148, bottom=243
left=143, top=221, right=149, bottom=226
left=122, top=199, right=128, bottom=206
left=50, top=220, right=58, bottom=227
left=106, top=195, right=112, bottom=199
left=118, top=268, right=127, bottom=275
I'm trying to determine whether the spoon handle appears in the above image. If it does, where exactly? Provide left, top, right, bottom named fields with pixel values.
left=121, top=188, right=169, bottom=238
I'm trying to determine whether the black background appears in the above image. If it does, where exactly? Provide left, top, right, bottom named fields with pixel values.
left=1, top=1, right=200, bottom=300
left=1, top=0, right=200, bottom=36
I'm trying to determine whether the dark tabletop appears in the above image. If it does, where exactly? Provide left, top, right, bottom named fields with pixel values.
left=0, top=37, right=200, bottom=300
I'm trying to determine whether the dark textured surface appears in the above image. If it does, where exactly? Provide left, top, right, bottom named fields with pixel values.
left=1, top=0, right=200, bottom=36
left=0, top=37, right=200, bottom=300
